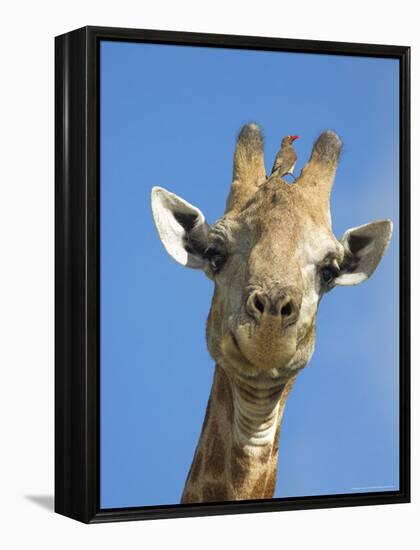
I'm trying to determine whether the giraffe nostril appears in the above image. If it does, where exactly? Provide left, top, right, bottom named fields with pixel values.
left=281, top=301, right=293, bottom=317
left=254, top=295, right=265, bottom=314
left=247, top=288, right=301, bottom=323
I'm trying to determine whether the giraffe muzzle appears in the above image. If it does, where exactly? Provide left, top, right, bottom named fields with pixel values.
left=245, top=286, right=302, bottom=330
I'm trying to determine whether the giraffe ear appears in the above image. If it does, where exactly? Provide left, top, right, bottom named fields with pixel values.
left=335, top=220, right=393, bottom=286
left=151, top=186, right=209, bottom=269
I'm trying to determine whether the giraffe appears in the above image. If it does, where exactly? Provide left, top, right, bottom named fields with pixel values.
left=150, top=123, right=393, bottom=503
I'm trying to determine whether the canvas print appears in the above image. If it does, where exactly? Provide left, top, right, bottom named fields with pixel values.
left=100, top=41, right=399, bottom=508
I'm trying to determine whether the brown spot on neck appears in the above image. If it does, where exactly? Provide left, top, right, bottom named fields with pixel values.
left=202, top=482, right=229, bottom=502
left=230, top=445, right=251, bottom=487
left=252, top=470, right=269, bottom=499
left=265, top=464, right=278, bottom=497
left=188, top=449, right=203, bottom=485
left=204, top=420, right=225, bottom=477
left=215, top=365, right=234, bottom=419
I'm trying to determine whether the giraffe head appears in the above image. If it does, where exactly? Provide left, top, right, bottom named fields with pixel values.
left=151, top=124, right=392, bottom=381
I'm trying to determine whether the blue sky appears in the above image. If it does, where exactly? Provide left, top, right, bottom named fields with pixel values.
left=99, top=41, right=399, bottom=509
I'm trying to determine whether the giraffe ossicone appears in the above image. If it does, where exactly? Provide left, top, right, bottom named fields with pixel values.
left=151, top=123, right=393, bottom=503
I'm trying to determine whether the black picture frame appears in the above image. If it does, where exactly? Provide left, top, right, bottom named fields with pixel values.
left=55, top=25, right=410, bottom=524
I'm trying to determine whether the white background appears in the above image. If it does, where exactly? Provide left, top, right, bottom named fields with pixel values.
left=0, top=1, right=416, bottom=548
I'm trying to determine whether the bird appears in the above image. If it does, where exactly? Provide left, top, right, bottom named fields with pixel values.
left=270, top=135, right=299, bottom=179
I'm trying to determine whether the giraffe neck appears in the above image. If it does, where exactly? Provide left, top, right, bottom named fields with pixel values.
left=181, top=365, right=296, bottom=503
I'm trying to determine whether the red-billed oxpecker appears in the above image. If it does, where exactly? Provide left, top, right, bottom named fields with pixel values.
left=270, top=135, right=299, bottom=180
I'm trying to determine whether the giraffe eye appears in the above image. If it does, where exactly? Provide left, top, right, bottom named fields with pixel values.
left=209, top=254, right=226, bottom=274
left=320, top=262, right=340, bottom=286
left=206, top=247, right=226, bottom=274
left=321, top=267, right=335, bottom=283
